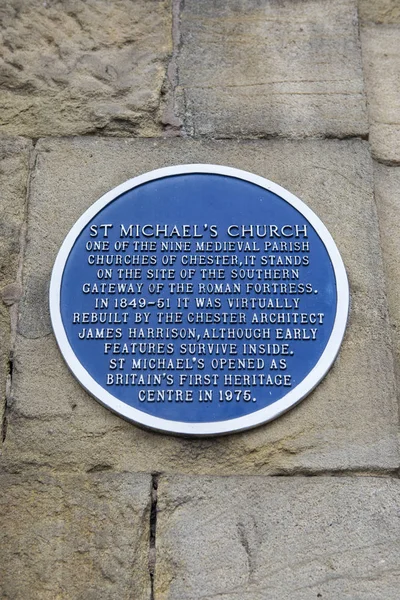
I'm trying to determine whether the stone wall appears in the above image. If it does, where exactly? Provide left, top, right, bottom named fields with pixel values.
left=0, top=1, right=399, bottom=598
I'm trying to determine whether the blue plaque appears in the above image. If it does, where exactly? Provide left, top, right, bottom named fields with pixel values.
left=50, top=165, right=349, bottom=435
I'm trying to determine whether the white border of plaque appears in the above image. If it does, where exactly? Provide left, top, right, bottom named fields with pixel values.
left=49, top=165, right=349, bottom=436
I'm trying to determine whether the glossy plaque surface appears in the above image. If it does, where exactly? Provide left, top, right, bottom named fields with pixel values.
left=50, top=165, right=349, bottom=435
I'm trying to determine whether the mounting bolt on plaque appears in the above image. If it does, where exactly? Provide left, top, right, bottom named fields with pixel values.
left=49, top=165, right=349, bottom=436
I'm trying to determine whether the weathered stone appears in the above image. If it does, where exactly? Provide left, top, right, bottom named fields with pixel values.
left=155, top=475, right=400, bottom=599
left=359, top=0, right=400, bottom=24
left=176, top=0, right=368, bottom=138
left=0, top=0, right=172, bottom=137
left=3, top=137, right=398, bottom=475
left=0, top=472, right=151, bottom=599
left=373, top=164, right=400, bottom=392
left=1, top=282, right=23, bottom=306
left=0, top=137, right=31, bottom=443
left=361, top=25, right=400, bottom=163
left=0, top=139, right=30, bottom=284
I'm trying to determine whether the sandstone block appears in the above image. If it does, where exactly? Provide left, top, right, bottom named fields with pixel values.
left=177, top=0, right=368, bottom=138
left=0, top=472, right=151, bottom=599
left=361, top=25, right=400, bottom=163
left=359, top=0, right=400, bottom=23
left=0, top=137, right=31, bottom=439
left=0, top=138, right=30, bottom=284
left=155, top=475, right=400, bottom=599
left=373, top=164, right=400, bottom=387
left=3, top=137, right=398, bottom=475
left=0, top=0, right=172, bottom=137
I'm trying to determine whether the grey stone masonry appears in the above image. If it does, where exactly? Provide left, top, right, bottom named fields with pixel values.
left=359, top=0, right=400, bottom=23
left=0, top=472, right=152, bottom=600
left=373, top=164, right=400, bottom=395
left=1, top=137, right=398, bottom=476
left=155, top=475, right=400, bottom=599
left=361, top=25, right=400, bottom=163
left=0, top=138, right=31, bottom=441
left=0, top=0, right=172, bottom=137
left=177, top=0, right=368, bottom=138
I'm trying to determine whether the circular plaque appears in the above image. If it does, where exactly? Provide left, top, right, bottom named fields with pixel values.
left=50, top=165, right=349, bottom=436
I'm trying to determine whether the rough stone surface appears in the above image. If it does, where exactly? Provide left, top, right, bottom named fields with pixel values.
left=359, top=0, right=400, bottom=24
left=0, top=137, right=31, bottom=441
left=361, top=25, right=400, bottom=163
left=155, top=475, right=400, bottom=599
left=2, top=137, right=398, bottom=475
left=176, top=0, right=368, bottom=138
left=0, top=0, right=172, bottom=137
left=0, top=472, right=151, bottom=599
left=0, top=1, right=398, bottom=596
left=374, top=164, right=400, bottom=392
